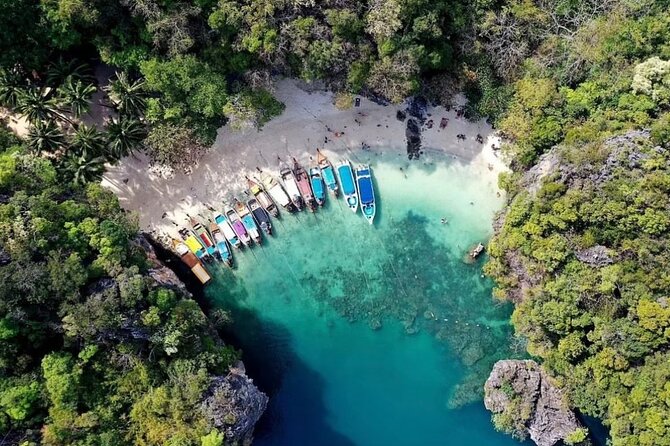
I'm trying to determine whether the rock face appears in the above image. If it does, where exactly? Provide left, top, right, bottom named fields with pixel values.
left=200, top=362, right=269, bottom=445
left=484, top=360, right=584, bottom=446
left=135, top=235, right=189, bottom=293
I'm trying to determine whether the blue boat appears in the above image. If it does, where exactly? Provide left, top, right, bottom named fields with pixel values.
left=309, top=167, right=326, bottom=206
left=209, top=221, right=233, bottom=267
left=355, top=165, right=376, bottom=225
left=336, top=160, right=358, bottom=213
left=317, top=149, right=339, bottom=197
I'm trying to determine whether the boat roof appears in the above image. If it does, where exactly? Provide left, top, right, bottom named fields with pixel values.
left=358, top=176, right=374, bottom=204
left=185, top=235, right=203, bottom=253
left=337, top=164, right=356, bottom=194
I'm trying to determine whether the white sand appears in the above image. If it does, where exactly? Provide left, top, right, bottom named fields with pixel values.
left=101, top=78, right=508, bottom=237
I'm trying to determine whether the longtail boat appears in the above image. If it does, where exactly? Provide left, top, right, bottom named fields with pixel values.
left=309, top=166, right=326, bottom=206
left=259, top=171, right=295, bottom=213
left=209, top=221, right=233, bottom=267
left=225, top=207, right=252, bottom=247
left=336, top=159, right=358, bottom=213
left=317, top=149, right=339, bottom=197
left=214, top=213, right=242, bottom=250
left=279, top=160, right=304, bottom=211
left=248, top=198, right=272, bottom=236
left=235, top=199, right=262, bottom=245
left=181, top=230, right=212, bottom=262
left=189, top=216, right=218, bottom=258
left=247, top=176, right=279, bottom=218
left=292, top=157, right=317, bottom=212
left=172, top=239, right=211, bottom=284
left=355, top=165, right=376, bottom=225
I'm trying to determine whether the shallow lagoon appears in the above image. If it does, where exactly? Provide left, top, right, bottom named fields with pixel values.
left=206, top=151, right=528, bottom=445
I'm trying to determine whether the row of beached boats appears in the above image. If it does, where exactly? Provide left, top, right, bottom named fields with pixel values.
left=171, top=151, right=377, bottom=284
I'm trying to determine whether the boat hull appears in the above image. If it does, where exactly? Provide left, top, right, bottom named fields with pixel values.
left=309, top=167, right=326, bottom=206
left=355, top=165, right=376, bottom=225
left=226, top=210, right=252, bottom=247
left=215, top=214, right=242, bottom=250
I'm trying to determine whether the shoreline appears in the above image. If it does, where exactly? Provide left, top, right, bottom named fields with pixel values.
left=101, top=78, right=507, bottom=237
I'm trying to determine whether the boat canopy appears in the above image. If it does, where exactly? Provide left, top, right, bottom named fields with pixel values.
left=338, top=165, right=356, bottom=194
left=322, top=166, right=337, bottom=187
left=358, top=174, right=374, bottom=204
left=311, top=177, right=325, bottom=197
left=185, top=235, right=204, bottom=254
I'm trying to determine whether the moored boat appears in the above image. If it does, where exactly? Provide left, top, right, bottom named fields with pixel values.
left=259, top=170, right=295, bottom=213
left=355, top=165, right=376, bottom=225
left=215, top=213, right=242, bottom=250
left=279, top=162, right=304, bottom=211
left=181, top=230, right=212, bottom=262
left=225, top=207, right=252, bottom=247
left=247, top=176, right=279, bottom=218
left=292, top=157, right=317, bottom=212
left=172, top=239, right=212, bottom=284
left=235, top=199, right=262, bottom=245
left=189, top=216, right=218, bottom=258
left=317, top=149, right=339, bottom=197
left=309, top=167, right=326, bottom=206
left=336, top=160, right=358, bottom=213
left=248, top=198, right=272, bottom=236
left=209, top=221, right=233, bottom=267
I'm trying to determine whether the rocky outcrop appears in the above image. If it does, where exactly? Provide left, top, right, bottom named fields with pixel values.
left=134, top=235, right=189, bottom=294
left=200, top=362, right=269, bottom=445
left=484, top=360, right=585, bottom=446
left=137, top=234, right=269, bottom=445
left=575, top=245, right=614, bottom=266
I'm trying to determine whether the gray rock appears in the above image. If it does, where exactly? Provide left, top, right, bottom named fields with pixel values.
left=575, top=245, right=614, bottom=266
left=484, top=360, right=585, bottom=446
left=134, top=235, right=189, bottom=294
left=200, top=362, right=269, bottom=446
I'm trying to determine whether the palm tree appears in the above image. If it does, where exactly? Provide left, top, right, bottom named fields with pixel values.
left=105, top=118, right=146, bottom=160
left=46, top=58, right=94, bottom=87
left=71, top=124, right=106, bottom=158
left=64, top=154, right=106, bottom=186
left=27, top=120, right=66, bottom=154
left=58, top=77, right=96, bottom=118
left=14, top=88, right=63, bottom=124
left=0, top=67, right=26, bottom=108
left=104, top=72, right=147, bottom=118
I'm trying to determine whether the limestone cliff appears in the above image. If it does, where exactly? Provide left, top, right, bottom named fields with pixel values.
left=138, top=235, right=268, bottom=445
left=484, top=360, right=586, bottom=446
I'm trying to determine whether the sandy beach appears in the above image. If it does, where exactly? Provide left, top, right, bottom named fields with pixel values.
left=101, top=78, right=507, bottom=237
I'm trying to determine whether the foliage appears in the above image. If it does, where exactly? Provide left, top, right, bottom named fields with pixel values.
left=0, top=130, right=239, bottom=444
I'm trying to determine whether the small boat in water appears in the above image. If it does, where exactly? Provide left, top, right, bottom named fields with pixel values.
left=279, top=160, right=304, bottom=211
left=292, top=158, right=317, bottom=212
left=317, top=149, right=339, bottom=197
left=259, top=171, right=295, bottom=213
left=309, top=167, right=326, bottom=206
left=337, top=160, right=358, bottom=213
left=235, top=199, right=262, bottom=245
left=225, top=207, right=252, bottom=247
left=470, top=243, right=485, bottom=259
left=173, top=239, right=211, bottom=284
left=215, top=213, right=242, bottom=250
left=355, top=165, right=376, bottom=225
left=189, top=216, right=218, bottom=258
left=248, top=198, right=272, bottom=236
left=209, top=221, right=233, bottom=267
left=247, top=176, right=279, bottom=218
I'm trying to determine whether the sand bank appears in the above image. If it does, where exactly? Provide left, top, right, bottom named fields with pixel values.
left=101, top=78, right=507, bottom=237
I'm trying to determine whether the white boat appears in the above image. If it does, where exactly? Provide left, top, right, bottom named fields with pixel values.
left=355, top=165, right=376, bottom=225
left=279, top=161, right=304, bottom=211
left=336, top=159, right=358, bottom=213
left=215, top=214, right=242, bottom=250
left=259, top=171, right=295, bottom=213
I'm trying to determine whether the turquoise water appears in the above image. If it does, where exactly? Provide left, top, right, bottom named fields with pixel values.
left=206, top=151, right=527, bottom=446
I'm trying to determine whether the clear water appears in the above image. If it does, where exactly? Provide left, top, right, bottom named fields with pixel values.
left=206, top=151, right=528, bottom=446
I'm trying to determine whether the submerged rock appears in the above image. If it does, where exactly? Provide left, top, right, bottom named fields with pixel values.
left=406, top=118, right=422, bottom=160
left=484, top=360, right=586, bottom=446
left=200, top=362, right=269, bottom=445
